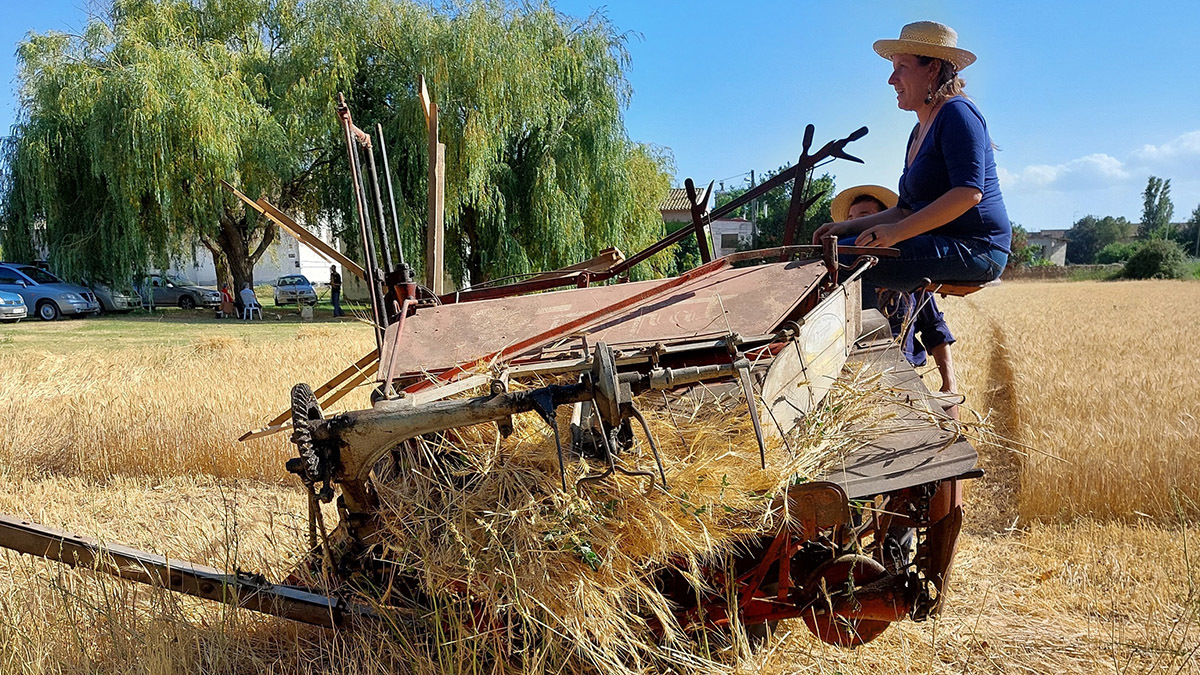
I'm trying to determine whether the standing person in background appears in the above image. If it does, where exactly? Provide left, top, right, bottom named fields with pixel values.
left=832, top=186, right=959, bottom=405
left=329, top=265, right=344, bottom=318
left=814, top=21, right=1010, bottom=293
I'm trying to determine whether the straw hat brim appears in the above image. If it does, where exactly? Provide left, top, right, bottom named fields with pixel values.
left=831, top=185, right=900, bottom=223
left=873, top=39, right=976, bottom=70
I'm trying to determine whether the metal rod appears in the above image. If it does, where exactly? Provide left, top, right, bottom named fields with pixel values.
left=0, top=514, right=374, bottom=628
left=376, top=124, right=406, bottom=268
left=364, top=142, right=396, bottom=273
left=337, top=97, right=385, bottom=352
left=351, top=143, right=389, bottom=336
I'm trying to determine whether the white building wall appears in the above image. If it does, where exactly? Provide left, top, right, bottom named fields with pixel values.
left=168, top=226, right=337, bottom=287
left=708, top=219, right=755, bottom=258
left=1027, top=236, right=1068, bottom=266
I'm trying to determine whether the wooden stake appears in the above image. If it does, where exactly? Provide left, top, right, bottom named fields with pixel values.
left=420, top=76, right=446, bottom=295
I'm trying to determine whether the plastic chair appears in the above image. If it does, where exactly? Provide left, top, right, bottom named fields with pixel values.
left=242, top=302, right=262, bottom=320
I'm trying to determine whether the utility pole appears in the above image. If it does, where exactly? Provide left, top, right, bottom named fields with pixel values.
left=749, top=169, right=758, bottom=248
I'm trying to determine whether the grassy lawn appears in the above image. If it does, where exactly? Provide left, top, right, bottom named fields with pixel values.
left=1, top=304, right=374, bottom=353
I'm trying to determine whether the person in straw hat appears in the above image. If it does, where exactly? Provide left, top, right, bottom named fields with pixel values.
left=813, top=21, right=1010, bottom=293
left=832, top=185, right=958, bottom=401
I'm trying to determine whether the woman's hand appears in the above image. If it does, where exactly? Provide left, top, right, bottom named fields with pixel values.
left=854, top=223, right=903, bottom=248
left=811, top=221, right=848, bottom=244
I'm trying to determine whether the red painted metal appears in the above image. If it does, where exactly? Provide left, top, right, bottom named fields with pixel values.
left=404, top=256, right=736, bottom=393
left=389, top=261, right=826, bottom=382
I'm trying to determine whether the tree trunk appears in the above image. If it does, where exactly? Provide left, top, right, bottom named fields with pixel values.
left=461, top=206, right=483, bottom=286
left=213, top=209, right=277, bottom=295
left=200, top=235, right=234, bottom=293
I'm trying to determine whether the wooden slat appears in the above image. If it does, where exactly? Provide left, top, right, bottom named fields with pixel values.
left=525, top=247, right=624, bottom=283
left=219, top=180, right=367, bottom=282
left=424, top=74, right=445, bottom=295
left=0, top=514, right=372, bottom=627
left=256, top=200, right=368, bottom=282
left=239, top=350, right=379, bottom=441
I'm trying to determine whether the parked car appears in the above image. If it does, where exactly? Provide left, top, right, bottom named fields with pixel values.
left=138, top=274, right=221, bottom=309
left=89, top=281, right=142, bottom=314
left=0, top=262, right=100, bottom=320
left=0, top=289, right=27, bottom=323
left=273, top=274, right=318, bottom=306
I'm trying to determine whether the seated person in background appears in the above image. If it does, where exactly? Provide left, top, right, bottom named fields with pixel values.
left=239, top=282, right=261, bottom=317
left=831, top=185, right=959, bottom=403
left=219, top=283, right=235, bottom=318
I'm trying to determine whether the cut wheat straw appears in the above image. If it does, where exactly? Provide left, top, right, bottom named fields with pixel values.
left=327, top=360, right=977, bottom=675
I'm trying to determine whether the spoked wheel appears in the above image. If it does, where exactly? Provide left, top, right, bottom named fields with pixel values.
left=289, top=383, right=326, bottom=485
left=801, top=555, right=891, bottom=647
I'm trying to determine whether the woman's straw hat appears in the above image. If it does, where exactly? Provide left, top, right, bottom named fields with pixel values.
left=873, top=21, right=976, bottom=70
left=831, top=185, right=899, bottom=223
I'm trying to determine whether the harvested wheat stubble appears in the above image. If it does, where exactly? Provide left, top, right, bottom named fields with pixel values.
left=320, top=361, right=981, bottom=675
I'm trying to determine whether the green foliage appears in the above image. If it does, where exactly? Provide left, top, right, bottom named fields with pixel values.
left=1066, top=214, right=1134, bottom=264
left=1140, top=175, right=1175, bottom=239
left=1123, top=238, right=1189, bottom=280
left=1067, top=266, right=1123, bottom=282
left=4, top=0, right=360, bottom=288
left=3, top=0, right=674, bottom=289
left=1095, top=241, right=1142, bottom=264
left=1007, top=223, right=1039, bottom=267
left=340, top=1, right=674, bottom=284
left=714, top=169, right=834, bottom=249
left=1176, top=204, right=1200, bottom=257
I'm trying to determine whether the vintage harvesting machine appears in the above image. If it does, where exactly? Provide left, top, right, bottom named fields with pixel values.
left=0, top=92, right=984, bottom=648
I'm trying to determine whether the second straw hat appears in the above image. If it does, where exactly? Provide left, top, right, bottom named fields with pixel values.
left=830, top=185, right=899, bottom=223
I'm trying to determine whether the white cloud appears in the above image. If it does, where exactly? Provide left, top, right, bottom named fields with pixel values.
left=1130, top=131, right=1200, bottom=165
left=1001, top=153, right=1131, bottom=191
left=998, top=130, right=1200, bottom=230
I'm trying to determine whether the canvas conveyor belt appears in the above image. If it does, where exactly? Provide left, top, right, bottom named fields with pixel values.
left=821, top=318, right=980, bottom=500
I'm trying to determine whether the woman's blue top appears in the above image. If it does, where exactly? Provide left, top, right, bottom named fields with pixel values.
left=898, top=96, right=1011, bottom=254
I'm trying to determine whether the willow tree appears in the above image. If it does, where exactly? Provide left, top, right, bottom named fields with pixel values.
left=3, top=0, right=361, bottom=290
left=338, top=1, right=675, bottom=285
left=3, top=0, right=674, bottom=289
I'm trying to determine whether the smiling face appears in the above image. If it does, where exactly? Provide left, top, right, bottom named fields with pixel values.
left=887, top=54, right=939, bottom=111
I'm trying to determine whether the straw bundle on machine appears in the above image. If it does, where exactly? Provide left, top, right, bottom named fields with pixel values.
left=350, top=361, right=940, bottom=674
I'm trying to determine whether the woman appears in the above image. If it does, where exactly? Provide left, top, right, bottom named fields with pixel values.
left=814, top=21, right=1010, bottom=291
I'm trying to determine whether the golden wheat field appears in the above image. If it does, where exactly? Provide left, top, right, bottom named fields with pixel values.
left=0, top=280, right=1197, bottom=674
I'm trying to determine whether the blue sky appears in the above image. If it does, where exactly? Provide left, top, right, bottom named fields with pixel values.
left=4, top=1, right=1199, bottom=231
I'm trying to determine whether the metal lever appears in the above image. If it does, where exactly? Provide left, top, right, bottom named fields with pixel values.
left=530, top=389, right=568, bottom=492
left=575, top=410, right=657, bottom=496
left=628, top=407, right=669, bottom=490
left=734, top=357, right=769, bottom=470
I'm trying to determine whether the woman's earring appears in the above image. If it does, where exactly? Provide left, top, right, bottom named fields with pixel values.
left=924, top=87, right=934, bottom=105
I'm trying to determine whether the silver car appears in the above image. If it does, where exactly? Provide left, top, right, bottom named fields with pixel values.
left=0, top=289, right=26, bottom=322
left=139, top=274, right=221, bottom=309
left=90, top=281, right=142, bottom=314
left=273, top=274, right=318, bottom=306
left=0, top=263, right=100, bottom=320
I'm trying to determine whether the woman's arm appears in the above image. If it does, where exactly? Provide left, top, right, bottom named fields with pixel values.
left=853, top=186, right=982, bottom=248
left=811, top=205, right=911, bottom=244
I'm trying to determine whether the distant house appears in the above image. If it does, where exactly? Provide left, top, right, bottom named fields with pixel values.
left=661, top=187, right=756, bottom=257
left=1027, top=229, right=1070, bottom=265
left=659, top=187, right=698, bottom=224
left=709, top=218, right=754, bottom=257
